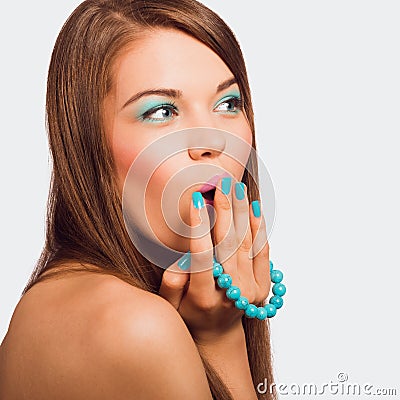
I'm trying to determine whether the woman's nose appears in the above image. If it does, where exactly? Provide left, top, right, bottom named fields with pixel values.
left=187, top=127, right=226, bottom=161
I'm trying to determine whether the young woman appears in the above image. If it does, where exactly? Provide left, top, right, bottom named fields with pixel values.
left=0, top=1, right=278, bottom=399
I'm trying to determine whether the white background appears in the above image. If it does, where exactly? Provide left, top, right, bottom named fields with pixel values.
left=1, top=1, right=399, bottom=397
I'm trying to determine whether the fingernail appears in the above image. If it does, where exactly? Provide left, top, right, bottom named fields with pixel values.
left=221, top=177, right=232, bottom=195
left=178, top=251, right=191, bottom=270
left=192, top=191, right=205, bottom=209
left=251, top=200, right=261, bottom=217
left=235, top=182, right=245, bottom=200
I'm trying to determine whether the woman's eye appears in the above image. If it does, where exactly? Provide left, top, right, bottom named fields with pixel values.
left=214, top=96, right=243, bottom=114
left=139, top=103, right=178, bottom=123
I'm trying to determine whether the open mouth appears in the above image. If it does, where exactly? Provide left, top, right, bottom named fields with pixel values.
left=201, top=188, right=216, bottom=202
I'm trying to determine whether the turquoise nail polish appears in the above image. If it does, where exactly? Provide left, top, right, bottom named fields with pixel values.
left=235, top=182, right=245, bottom=200
left=221, top=177, right=231, bottom=195
left=177, top=251, right=191, bottom=270
left=192, top=191, right=204, bottom=209
left=251, top=200, right=261, bottom=217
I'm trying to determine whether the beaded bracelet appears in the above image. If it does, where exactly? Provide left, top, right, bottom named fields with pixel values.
left=213, top=257, right=286, bottom=319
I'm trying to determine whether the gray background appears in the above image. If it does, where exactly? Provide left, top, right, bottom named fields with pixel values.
left=1, top=1, right=399, bottom=397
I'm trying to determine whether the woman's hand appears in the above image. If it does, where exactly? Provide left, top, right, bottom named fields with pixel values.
left=158, top=177, right=270, bottom=344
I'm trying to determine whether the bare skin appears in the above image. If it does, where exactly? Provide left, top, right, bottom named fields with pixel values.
left=0, top=29, right=269, bottom=399
left=0, top=270, right=212, bottom=399
left=0, top=169, right=268, bottom=399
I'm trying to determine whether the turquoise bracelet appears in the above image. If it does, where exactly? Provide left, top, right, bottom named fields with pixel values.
left=213, top=257, right=286, bottom=319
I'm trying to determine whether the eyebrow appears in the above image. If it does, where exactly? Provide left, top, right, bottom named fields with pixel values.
left=121, top=76, right=237, bottom=110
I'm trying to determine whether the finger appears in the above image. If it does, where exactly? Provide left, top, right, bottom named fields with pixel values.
left=187, top=191, right=215, bottom=295
left=232, top=182, right=257, bottom=297
left=249, top=200, right=271, bottom=303
left=212, top=176, right=238, bottom=282
left=158, top=263, right=190, bottom=309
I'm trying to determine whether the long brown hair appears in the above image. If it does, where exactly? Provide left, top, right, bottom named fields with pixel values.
left=22, top=1, right=276, bottom=398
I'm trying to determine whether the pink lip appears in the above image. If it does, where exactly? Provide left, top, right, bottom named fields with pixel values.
left=199, top=172, right=230, bottom=193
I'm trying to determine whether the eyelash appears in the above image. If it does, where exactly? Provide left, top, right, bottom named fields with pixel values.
left=138, top=96, right=243, bottom=123
left=139, top=101, right=178, bottom=123
left=215, top=96, right=243, bottom=114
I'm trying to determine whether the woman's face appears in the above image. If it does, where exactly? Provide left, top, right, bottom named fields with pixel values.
left=103, top=28, right=253, bottom=252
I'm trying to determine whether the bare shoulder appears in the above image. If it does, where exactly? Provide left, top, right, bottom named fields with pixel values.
left=0, top=271, right=212, bottom=400
left=80, top=276, right=213, bottom=399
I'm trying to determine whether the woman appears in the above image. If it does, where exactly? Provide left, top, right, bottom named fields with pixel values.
left=0, top=1, right=278, bottom=399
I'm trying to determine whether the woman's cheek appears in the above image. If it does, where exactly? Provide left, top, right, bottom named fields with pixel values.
left=112, top=135, right=151, bottom=193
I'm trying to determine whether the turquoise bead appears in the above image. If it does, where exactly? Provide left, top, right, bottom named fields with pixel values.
left=272, top=283, right=286, bottom=297
left=211, top=256, right=286, bottom=319
left=217, top=273, right=232, bottom=289
left=213, top=263, right=223, bottom=278
left=271, top=269, right=283, bottom=283
left=235, top=296, right=249, bottom=310
left=226, top=286, right=241, bottom=300
left=264, top=303, right=277, bottom=318
left=244, top=304, right=258, bottom=318
left=269, top=295, right=284, bottom=309
left=256, top=307, right=268, bottom=320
